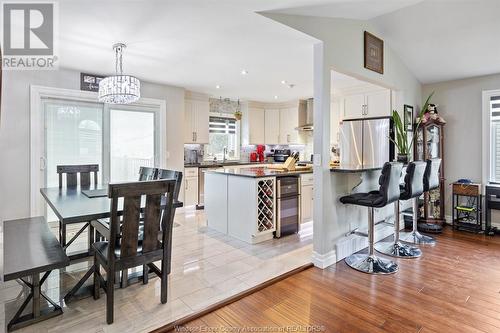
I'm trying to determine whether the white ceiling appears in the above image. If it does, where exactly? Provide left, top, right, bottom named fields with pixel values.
left=55, top=0, right=500, bottom=103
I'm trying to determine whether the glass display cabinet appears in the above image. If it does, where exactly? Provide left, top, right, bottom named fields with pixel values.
left=415, top=118, right=446, bottom=230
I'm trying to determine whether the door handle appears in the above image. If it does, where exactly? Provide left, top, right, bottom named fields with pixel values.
left=194, top=132, right=197, bottom=142
left=40, top=156, right=46, bottom=171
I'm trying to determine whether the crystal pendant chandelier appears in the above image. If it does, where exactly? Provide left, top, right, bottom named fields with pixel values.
left=98, top=43, right=140, bottom=104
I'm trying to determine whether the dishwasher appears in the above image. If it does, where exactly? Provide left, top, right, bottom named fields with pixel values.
left=275, top=176, right=301, bottom=238
left=197, top=166, right=221, bottom=209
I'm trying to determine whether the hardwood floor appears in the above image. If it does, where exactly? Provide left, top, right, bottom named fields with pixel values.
left=166, top=229, right=500, bottom=333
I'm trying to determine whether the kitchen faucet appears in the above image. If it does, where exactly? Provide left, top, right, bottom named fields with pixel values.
left=223, top=147, right=227, bottom=163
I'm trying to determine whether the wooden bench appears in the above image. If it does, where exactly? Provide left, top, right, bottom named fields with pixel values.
left=3, top=216, right=70, bottom=332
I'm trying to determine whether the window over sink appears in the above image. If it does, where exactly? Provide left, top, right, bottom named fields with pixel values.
left=204, top=115, right=240, bottom=161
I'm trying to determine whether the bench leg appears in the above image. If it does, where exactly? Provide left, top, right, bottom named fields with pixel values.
left=8, top=272, right=62, bottom=332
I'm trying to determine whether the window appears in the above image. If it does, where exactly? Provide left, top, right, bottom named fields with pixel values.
left=490, top=95, right=500, bottom=182
left=205, top=115, right=240, bottom=160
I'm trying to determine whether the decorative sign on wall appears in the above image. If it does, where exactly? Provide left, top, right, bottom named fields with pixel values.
left=80, top=73, right=105, bottom=92
left=364, top=31, right=384, bottom=74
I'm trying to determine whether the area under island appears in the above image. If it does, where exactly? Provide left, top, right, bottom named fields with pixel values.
left=204, top=167, right=313, bottom=244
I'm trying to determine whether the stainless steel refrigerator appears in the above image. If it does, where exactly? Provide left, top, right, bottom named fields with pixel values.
left=339, top=116, right=394, bottom=168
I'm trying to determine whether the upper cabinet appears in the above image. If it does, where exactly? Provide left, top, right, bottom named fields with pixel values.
left=242, top=101, right=306, bottom=145
left=242, top=106, right=265, bottom=145
left=184, top=92, right=209, bottom=144
left=342, top=88, right=391, bottom=120
left=264, top=108, right=280, bottom=145
left=279, top=106, right=302, bottom=144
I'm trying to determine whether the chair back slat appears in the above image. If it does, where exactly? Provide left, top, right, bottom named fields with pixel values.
left=120, top=196, right=141, bottom=258
left=142, top=194, right=162, bottom=252
left=138, top=167, right=158, bottom=181
left=107, top=180, right=175, bottom=262
left=57, top=164, right=99, bottom=188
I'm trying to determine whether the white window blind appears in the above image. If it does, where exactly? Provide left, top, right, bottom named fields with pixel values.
left=209, top=116, right=236, bottom=134
left=490, top=95, right=500, bottom=182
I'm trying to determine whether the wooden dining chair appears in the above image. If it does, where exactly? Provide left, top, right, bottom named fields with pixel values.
left=92, top=179, right=176, bottom=324
left=56, top=164, right=99, bottom=254
left=57, top=164, right=99, bottom=188
left=138, top=166, right=158, bottom=181
left=155, top=169, right=183, bottom=277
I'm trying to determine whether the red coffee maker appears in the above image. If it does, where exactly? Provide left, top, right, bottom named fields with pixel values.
left=256, top=145, right=265, bottom=162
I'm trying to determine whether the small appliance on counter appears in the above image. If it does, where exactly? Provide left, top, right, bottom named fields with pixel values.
left=249, top=145, right=266, bottom=162
left=272, top=149, right=291, bottom=163
left=184, top=146, right=203, bottom=165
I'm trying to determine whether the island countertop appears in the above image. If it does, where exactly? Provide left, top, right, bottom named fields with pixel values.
left=330, top=164, right=383, bottom=173
left=205, top=166, right=313, bottom=178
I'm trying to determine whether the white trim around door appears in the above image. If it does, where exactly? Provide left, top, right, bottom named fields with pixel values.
left=30, top=85, right=167, bottom=217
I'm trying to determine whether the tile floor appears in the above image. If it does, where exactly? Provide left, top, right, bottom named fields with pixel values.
left=0, top=208, right=312, bottom=333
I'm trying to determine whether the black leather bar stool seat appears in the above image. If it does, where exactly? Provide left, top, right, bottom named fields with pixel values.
left=400, top=158, right=441, bottom=245
left=340, top=162, right=403, bottom=275
left=375, top=162, right=425, bottom=258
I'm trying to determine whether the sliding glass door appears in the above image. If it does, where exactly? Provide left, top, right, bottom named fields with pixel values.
left=41, top=98, right=161, bottom=221
left=109, top=108, right=157, bottom=182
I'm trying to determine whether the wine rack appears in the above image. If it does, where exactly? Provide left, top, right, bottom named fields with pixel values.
left=256, top=177, right=276, bottom=234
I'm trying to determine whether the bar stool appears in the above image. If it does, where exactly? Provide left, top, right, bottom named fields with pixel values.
left=340, top=162, right=403, bottom=274
left=375, top=161, right=425, bottom=258
left=400, top=158, right=441, bottom=245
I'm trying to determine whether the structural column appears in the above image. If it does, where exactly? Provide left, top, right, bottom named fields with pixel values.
left=312, top=42, right=334, bottom=268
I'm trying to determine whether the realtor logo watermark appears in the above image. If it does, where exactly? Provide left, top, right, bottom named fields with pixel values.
left=2, top=1, right=59, bottom=70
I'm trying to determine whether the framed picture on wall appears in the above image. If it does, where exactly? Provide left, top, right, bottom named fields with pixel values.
left=404, top=105, right=414, bottom=131
left=364, top=31, right=384, bottom=74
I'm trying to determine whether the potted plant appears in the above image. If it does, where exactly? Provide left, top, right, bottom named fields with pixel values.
left=391, top=92, right=434, bottom=163
left=233, top=110, right=242, bottom=121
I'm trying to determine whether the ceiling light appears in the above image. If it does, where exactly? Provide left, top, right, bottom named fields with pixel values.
left=241, top=70, right=248, bottom=75
left=281, top=80, right=287, bottom=85
left=288, top=84, right=295, bottom=89
left=215, top=85, right=221, bottom=89
left=274, top=95, right=279, bottom=100
left=98, top=43, right=140, bottom=104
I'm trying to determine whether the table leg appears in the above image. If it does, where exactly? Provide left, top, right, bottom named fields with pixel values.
left=32, top=274, right=40, bottom=318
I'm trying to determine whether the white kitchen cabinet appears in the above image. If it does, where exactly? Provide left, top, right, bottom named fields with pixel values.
left=183, top=167, right=199, bottom=207
left=365, top=89, right=391, bottom=118
left=343, top=93, right=366, bottom=120
left=342, top=89, right=391, bottom=119
left=279, top=107, right=302, bottom=144
left=300, top=173, right=314, bottom=224
left=264, top=108, right=280, bottom=145
left=184, top=99, right=209, bottom=144
left=242, top=107, right=265, bottom=145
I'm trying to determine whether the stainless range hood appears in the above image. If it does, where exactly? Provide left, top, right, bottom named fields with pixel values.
left=295, top=98, right=313, bottom=131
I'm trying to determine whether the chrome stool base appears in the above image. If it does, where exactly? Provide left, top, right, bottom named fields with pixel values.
left=375, top=240, right=422, bottom=258
left=399, top=230, right=436, bottom=245
left=344, top=251, right=398, bottom=275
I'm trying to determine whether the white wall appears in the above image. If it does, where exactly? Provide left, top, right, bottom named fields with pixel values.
left=423, top=73, right=500, bottom=218
left=0, top=68, right=185, bottom=222
left=262, top=13, right=422, bottom=267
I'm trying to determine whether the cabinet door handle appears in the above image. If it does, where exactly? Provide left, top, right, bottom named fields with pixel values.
left=195, top=132, right=197, bottom=142
left=287, top=134, right=290, bottom=143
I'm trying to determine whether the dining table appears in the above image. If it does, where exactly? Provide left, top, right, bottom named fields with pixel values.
left=39, top=183, right=183, bottom=301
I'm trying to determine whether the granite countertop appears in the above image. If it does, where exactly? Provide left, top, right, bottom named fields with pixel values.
left=184, top=161, right=269, bottom=168
left=206, top=166, right=313, bottom=178
left=330, top=164, right=383, bottom=173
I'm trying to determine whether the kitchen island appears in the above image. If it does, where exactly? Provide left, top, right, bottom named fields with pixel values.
left=204, top=167, right=312, bottom=244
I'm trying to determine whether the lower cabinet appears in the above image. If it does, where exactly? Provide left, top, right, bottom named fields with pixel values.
left=301, top=174, right=314, bottom=223
left=183, top=167, right=199, bottom=207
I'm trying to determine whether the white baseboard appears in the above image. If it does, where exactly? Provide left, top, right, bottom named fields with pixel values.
left=335, top=223, right=395, bottom=261
left=299, top=221, right=313, bottom=238
left=312, top=250, right=337, bottom=269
